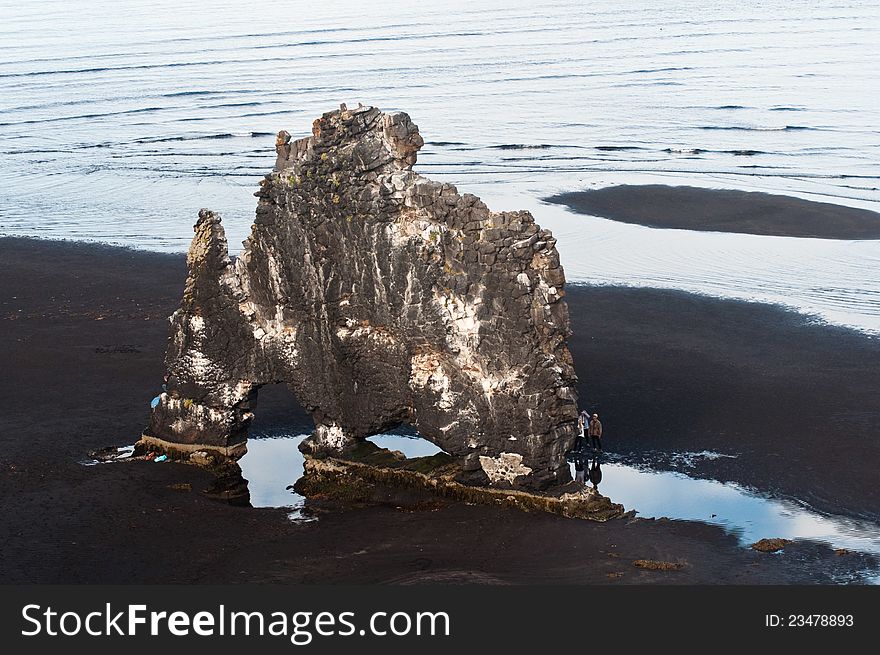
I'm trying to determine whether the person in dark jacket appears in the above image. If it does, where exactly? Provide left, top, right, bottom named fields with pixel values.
left=588, top=413, right=603, bottom=451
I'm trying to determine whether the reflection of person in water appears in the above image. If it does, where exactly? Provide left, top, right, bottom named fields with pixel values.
left=588, top=456, right=602, bottom=490
left=574, top=451, right=587, bottom=484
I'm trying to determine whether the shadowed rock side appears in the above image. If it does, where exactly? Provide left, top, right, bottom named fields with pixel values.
left=142, top=105, right=578, bottom=489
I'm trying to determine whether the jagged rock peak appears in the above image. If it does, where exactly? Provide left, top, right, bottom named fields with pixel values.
left=273, top=104, right=423, bottom=175
left=142, top=105, right=579, bottom=489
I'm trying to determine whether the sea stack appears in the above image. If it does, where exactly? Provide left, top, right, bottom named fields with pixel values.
left=141, top=105, right=579, bottom=489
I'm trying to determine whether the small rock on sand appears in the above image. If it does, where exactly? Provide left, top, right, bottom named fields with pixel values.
left=633, top=559, right=684, bottom=571
left=751, top=538, right=792, bottom=553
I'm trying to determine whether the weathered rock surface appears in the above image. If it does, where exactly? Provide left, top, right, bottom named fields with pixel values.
left=142, top=105, right=578, bottom=489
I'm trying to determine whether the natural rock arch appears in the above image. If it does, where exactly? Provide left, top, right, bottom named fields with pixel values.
left=141, top=105, right=579, bottom=489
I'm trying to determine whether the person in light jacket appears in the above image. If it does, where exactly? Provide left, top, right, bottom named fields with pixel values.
left=588, top=413, right=603, bottom=452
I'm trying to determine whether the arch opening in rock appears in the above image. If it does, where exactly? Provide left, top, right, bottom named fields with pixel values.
left=367, top=428, right=446, bottom=460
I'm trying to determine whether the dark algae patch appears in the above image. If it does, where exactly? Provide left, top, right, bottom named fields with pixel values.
left=546, top=185, right=880, bottom=239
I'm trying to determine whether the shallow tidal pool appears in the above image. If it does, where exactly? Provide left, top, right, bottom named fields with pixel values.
left=240, top=434, right=880, bottom=575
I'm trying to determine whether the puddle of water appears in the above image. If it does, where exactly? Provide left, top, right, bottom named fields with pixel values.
left=238, top=433, right=442, bottom=520
left=237, top=434, right=310, bottom=521
left=243, top=435, right=880, bottom=563
left=574, top=459, right=880, bottom=559
left=89, top=432, right=880, bottom=578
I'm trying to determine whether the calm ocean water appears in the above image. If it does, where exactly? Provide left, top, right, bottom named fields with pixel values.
left=1, top=0, right=879, bottom=330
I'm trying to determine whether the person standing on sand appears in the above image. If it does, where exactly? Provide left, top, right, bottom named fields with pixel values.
left=588, top=413, right=603, bottom=451
left=576, top=410, right=589, bottom=452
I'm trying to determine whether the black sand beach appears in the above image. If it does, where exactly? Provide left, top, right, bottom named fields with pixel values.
left=546, top=185, right=880, bottom=239
left=1, top=236, right=878, bottom=584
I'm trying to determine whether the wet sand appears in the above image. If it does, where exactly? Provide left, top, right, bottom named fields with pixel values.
left=545, top=185, right=880, bottom=239
left=1, top=236, right=877, bottom=584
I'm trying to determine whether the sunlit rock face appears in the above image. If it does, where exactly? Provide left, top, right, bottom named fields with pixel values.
left=143, top=105, right=578, bottom=489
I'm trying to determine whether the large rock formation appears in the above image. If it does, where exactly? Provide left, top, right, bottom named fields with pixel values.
left=142, top=105, right=579, bottom=489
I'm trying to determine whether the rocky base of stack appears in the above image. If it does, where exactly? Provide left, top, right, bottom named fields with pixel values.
left=135, top=434, right=247, bottom=460
left=293, top=441, right=625, bottom=522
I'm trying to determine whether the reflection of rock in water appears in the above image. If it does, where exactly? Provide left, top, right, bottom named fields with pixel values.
left=139, top=105, right=579, bottom=490
left=293, top=441, right=625, bottom=522
left=204, top=460, right=251, bottom=507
